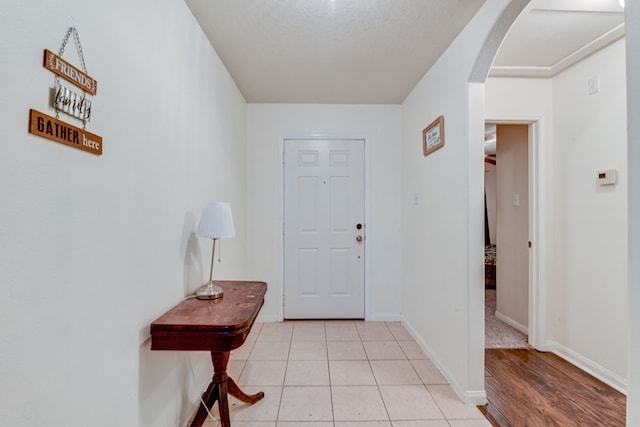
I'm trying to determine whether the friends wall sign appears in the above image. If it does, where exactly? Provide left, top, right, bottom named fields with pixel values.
left=28, top=27, right=102, bottom=156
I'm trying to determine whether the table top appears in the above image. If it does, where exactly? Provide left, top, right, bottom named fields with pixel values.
left=150, top=280, right=267, bottom=351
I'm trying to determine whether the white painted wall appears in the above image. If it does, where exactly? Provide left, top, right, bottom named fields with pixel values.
left=486, top=39, right=628, bottom=392
left=3, top=1, right=635, bottom=424
left=400, top=0, right=528, bottom=404
left=246, top=104, right=403, bottom=321
left=485, top=76, right=553, bottom=349
left=625, top=2, right=640, bottom=423
left=549, top=38, right=628, bottom=388
left=495, top=125, right=529, bottom=329
left=0, top=1, right=247, bottom=426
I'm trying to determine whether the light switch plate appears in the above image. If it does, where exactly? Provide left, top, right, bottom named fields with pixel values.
left=588, top=75, right=600, bottom=95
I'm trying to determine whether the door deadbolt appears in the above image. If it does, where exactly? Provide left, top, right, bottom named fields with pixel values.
left=356, top=235, right=363, bottom=242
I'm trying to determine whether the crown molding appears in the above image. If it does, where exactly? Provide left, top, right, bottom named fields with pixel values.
left=490, top=23, right=625, bottom=78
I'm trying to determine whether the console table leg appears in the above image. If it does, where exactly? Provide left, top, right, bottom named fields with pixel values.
left=189, top=381, right=217, bottom=427
left=189, top=351, right=264, bottom=427
left=217, top=379, right=230, bottom=426
left=227, top=376, right=265, bottom=404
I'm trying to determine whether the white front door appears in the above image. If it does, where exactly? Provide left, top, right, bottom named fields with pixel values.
left=284, top=139, right=365, bottom=319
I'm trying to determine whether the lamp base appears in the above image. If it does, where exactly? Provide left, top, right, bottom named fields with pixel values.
left=196, top=282, right=224, bottom=300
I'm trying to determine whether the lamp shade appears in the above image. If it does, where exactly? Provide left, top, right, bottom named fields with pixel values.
left=197, top=202, right=235, bottom=239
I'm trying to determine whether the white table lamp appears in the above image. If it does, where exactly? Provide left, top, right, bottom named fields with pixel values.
left=195, top=202, right=235, bottom=299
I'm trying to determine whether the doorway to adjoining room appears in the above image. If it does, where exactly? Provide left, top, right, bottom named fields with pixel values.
left=484, top=123, right=529, bottom=349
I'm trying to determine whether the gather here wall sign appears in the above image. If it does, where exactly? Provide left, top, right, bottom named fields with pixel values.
left=28, top=27, right=103, bottom=156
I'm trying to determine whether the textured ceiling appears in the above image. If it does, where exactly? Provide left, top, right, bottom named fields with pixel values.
left=185, top=0, right=626, bottom=104
left=491, top=0, right=625, bottom=77
left=185, top=0, right=486, bottom=104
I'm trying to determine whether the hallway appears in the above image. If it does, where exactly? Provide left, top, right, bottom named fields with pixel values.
left=193, top=320, right=492, bottom=426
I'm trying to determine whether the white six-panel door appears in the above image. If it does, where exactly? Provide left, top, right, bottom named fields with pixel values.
left=284, top=139, right=365, bottom=319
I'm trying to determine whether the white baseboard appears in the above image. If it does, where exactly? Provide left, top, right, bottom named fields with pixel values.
left=464, top=389, right=489, bottom=405
left=366, top=312, right=402, bottom=322
left=258, top=313, right=402, bottom=322
left=495, top=310, right=529, bottom=335
left=401, top=316, right=487, bottom=406
left=547, top=340, right=628, bottom=395
left=256, top=314, right=281, bottom=323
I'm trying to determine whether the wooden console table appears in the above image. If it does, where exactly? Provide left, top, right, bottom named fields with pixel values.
left=150, top=280, right=267, bottom=427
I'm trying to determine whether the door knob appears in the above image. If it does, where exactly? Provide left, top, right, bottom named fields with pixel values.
left=356, top=235, right=363, bottom=242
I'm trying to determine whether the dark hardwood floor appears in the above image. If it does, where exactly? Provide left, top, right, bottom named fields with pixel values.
left=479, top=349, right=626, bottom=427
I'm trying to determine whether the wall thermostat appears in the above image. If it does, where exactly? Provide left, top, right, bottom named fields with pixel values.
left=597, top=169, right=617, bottom=186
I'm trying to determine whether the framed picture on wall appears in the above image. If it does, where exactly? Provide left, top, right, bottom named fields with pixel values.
left=423, top=115, right=445, bottom=156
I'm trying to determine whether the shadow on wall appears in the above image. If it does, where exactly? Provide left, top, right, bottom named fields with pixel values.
left=137, top=211, right=212, bottom=425
left=182, top=211, right=203, bottom=296
left=138, top=339, right=211, bottom=426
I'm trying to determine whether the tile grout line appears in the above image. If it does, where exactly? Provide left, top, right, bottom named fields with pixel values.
left=323, top=321, right=337, bottom=424
left=371, top=323, right=394, bottom=424
left=223, top=321, right=490, bottom=426
left=274, top=322, right=294, bottom=424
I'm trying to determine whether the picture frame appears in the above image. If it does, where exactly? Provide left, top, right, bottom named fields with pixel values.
left=423, top=115, right=445, bottom=156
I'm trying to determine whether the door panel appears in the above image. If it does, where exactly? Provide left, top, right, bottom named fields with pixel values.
left=284, top=139, right=365, bottom=319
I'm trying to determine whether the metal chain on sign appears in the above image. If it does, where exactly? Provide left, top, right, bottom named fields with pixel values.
left=54, top=27, right=89, bottom=128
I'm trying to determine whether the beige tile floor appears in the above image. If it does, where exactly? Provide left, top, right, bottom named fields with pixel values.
left=195, top=321, right=491, bottom=427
